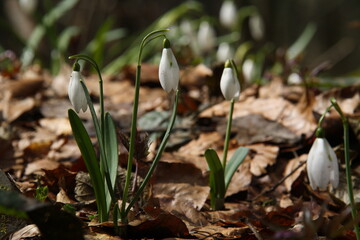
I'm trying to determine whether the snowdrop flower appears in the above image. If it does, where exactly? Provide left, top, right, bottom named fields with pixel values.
left=158, top=39, right=180, bottom=93
left=68, top=63, right=88, bottom=113
left=220, top=60, right=240, bottom=101
left=217, top=42, right=234, bottom=63
left=242, top=58, right=255, bottom=83
left=219, top=0, right=237, bottom=28
left=249, top=14, right=265, bottom=41
left=197, top=21, right=216, bottom=54
left=287, top=72, right=302, bottom=85
left=307, top=128, right=339, bottom=191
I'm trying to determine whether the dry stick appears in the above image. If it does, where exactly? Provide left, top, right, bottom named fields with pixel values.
left=252, top=157, right=306, bottom=201
left=247, top=220, right=264, bottom=240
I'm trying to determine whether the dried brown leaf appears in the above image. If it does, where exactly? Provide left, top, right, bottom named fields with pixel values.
left=25, top=159, right=60, bottom=175
left=284, top=154, right=307, bottom=191
left=248, top=144, right=279, bottom=176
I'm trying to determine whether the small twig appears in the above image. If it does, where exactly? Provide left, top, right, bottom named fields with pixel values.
left=191, top=230, right=223, bottom=240
left=252, top=153, right=306, bottom=201
left=246, top=220, right=263, bottom=240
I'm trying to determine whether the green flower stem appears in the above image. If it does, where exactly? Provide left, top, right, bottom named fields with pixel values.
left=120, top=63, right=141, bottom=222
left=317, top=104, right=333, bottom=128
left=222, top=98, right=235, bottom=168
left=330, top=98, right=360, bottom=240
left=79, top=80, right=116, bottom=202
left=120, top=29, right=169, bottom=223
left=124, top=90, right=179, bottom=217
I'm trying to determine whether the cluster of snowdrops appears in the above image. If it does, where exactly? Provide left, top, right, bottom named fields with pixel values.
left=67, top=30, right=359, bottom=238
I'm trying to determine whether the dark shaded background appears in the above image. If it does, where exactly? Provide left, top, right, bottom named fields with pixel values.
left=1, top=0, right=360, bottom=75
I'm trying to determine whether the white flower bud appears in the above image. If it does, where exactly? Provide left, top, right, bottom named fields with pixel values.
left=249, top=14, right=265, bottom=41
left=68, top=68, right=88, bottom=113
left=220, top=62, right=240, bottom=101
left=307, top=137, right=339, bottom=191
left=219, top=1, right=237, bottom=28
left=242, top=58, right=255, bottom=83
left=287, top=73, right=302, bottom=85
left=159, top=40, right=180, bottom=93
left=197, top=21, right=216, bottom=53
left=217, top=42, right=234, bottom=63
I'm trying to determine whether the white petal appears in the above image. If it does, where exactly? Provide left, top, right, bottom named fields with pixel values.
left=242, top=59, right=255, bottom=83
left=68, top=71, right=88, bottom=113
left=233, top=74, right=241, bottom=100
left=219, top=1, right=237, bottom=28
left=249, top=14, right=264, bottom=40
left=307, top=138, right=339, bottom=191
left=159, top=48, right=179, bottom=93
left=325, top=139, right=339, bottom=188
left=217, top=42, right=234, bottom=62
left=220, top=68, right=240, bottom=100
left=197, top=21, right=216, bottom=53
left=288, top=73, right=302, bottom=85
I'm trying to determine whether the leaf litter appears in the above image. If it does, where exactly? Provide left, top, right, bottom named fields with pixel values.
left=0, top=63, right=359, bottom=239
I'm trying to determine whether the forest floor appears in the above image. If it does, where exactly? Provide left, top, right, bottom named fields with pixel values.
left=0, top=62, right=360, bottom=239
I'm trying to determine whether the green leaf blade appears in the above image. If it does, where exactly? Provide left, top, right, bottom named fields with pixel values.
left=103, top=112, right=118, bottom=211
left=204, top=148, right=225, bottom=209
left=68, top=109, right=108, bottom=221
left=224, top=147, right=248, bottom=191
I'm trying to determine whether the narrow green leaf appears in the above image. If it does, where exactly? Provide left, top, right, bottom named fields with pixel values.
left=103, top=112, right=118, bottom=211
left=68, top=109, right=108, bottom=221
left=77, top=80, right=115, bottom=202
left=205, top=148, right=225, bottom=209
left=286, top=23, right=317, bottom=61
left=224, top=147, right=248, bottom=191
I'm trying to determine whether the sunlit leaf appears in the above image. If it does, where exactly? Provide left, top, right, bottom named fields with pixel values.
left=68, top=109, right=108, bottom=221
left=286, top=23, right=317, bottom=61
left=204, top=148, right=225, bottom=210
left=224, top=147, right=248, bottom=191
left=103, top=112, right=118, bottom=212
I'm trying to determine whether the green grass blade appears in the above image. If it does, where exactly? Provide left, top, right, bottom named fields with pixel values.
left=224, top=147, right=248, bottom=191
left=205, top=148, right=225, bottom=209
left=68, top=109, right=108, bottom=221
left=286, top=23, right=317, bottom=61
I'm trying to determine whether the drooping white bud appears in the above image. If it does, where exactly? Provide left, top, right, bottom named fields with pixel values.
left=217, top=42, right=234, bottom=63
left=158, top=39, right=180, bottom=93
left=219, top=1, right=237, bottom=28
left=242, top=58, right=255, bottom=83
left=287, top=73, right=302, bottom=85
left=307, top=129, right=339, bottom=191
left=220, top=60, right=240, bottom=101
left=249, top=14, right=265, bottom=41
left=197, top=21, right=216, bottom=54
left=68, top=63, right=88, bottom=113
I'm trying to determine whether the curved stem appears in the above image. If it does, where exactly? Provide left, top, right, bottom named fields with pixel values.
left=330, top=97, right=360, bottom=240
left=317, top=104, right=333, bottom=128
left=222, top=99, right=235, bottom=168
left=137, top=29, right=169, bottom=65
left=124, top=90, right=179, bottom=217
left=120, top=29, right=169, bottom=223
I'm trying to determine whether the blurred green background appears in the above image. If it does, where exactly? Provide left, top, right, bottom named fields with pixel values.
left=1, top=0, right=360, bottom=79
